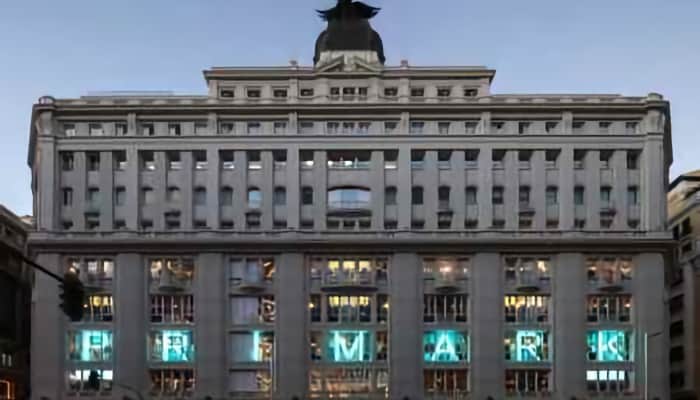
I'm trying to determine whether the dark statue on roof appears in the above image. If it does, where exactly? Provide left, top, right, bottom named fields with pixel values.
left=314, top=0, right=385, bottom=65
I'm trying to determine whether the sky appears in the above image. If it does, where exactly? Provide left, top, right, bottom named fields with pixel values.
left=0, top=0, right=698, bottom=216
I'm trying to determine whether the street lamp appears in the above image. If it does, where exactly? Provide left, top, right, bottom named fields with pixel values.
left=644, top=330, right=663, bottom=400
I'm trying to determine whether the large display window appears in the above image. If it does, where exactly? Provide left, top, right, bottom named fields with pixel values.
left=149, top=330, right=194, bottom=363
left=586, top=330, right=632, bottom=361
left=423, top=331, right=469, bottom=362
left=67, top=330, right=113, bottom=362
left=505, top=330, right=550, bottom=362
left=327, top=331, right=373, bottom=362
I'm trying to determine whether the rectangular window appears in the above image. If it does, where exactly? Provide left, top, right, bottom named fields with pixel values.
left=423, top=331, right=469, bottom=362
left=326, top=296, right=372, bottom=323
left=519, top=186, right=530, bottom=207
left=438, top=122, right=450, bottom=135
left=574, top=186, right=585, bottom=205
left=141, top=151, right=156, bottom=171
left=464, top=120, right=478, bottom=134
left=384, top=87, right=398, bottom=97
left=87, top=152, right=100, bottom=171
left=545, top=121, right=558, bottom=133
left=220, top=122, right=235, bottom=135
left=410, top=121, right=425, bottom=134
left=87, top=188, right=100, bottom=206
left=627, top=186, right=639, bottom=205
left=586, top=369, right=633, bottom=394
left=62, top=188, right=73, bottom=206
left=67, top=330, right=113, bottom=362
left=64, top=123, right=77, bottom=137
left=465, top=149, right=479, bottom=168
left=518, top=122, right=531, bottom=134
left=83, top=295, right=114, bottom=322
left=273, top=121, right=287, bottom=134
left=425, top=369, right=469, bottom=398
left=67, top=369, right=113, bottom=393
left=384, top=121, right=398, bottom=133
left=506, top=369, right=551, bottom=396
left=229, top=370, right=272, bottom=394
left=546, top=187, right=558, bottom=205
left=504, top=296, right=550, bottom=323
left=465, top=187, right=477, bottom=205
left=273, top=88, right=288, bottom=98
left=504, top=330, right=551, bottom=362
left=231, top=331, right=274, bottom=362
left=149, top=330, right=194, bottom=362
left=168, top=123, right=181, bottom=136
left=248, top=151, right=262, bottom=170
left=600, top=150, right=613, bottom=169
left=586, top=330, right=632, bottom=361
left=114, top=187, right=126, bottom=206
left=410, top=87, right=425, bottom=97
left=438, top=150, right=452, bottom=169
left=411, top=150, right=425, bottom=169
left=229, top=258, right=275, bottom=287
left=247, top=122, right=261, bottom=134
left=492, top=149, right=505, bottom=169
left=247, top=88, right=261, bottom=98
left=627, top=150, right=640, bottom=169
left=150, top=295, right=194, bottom=324
left=625, top=122, right=638, bottom=134
left=600, top=187, right=612, bottom=206
left=194, top=123, right=207, bottom=135
left=545, top=150, right=560, bottom=168
left=150, top=369, right=194, bottom=397
left=193, top=151, right=208, bottom=170
left=89, top=123, right=104, bottom=136
left=114, top=151, right=127, bottom=170
left=61, top=152, right=75, bottom=171
left=574, top=149, right=586, bottom=169
left=300, top=88, right=314, bottom=97
left=492, top=187, right=504, bottom=205
left=230, top=296, right=275, bottom=324
left=326, top=330, right=373, bottom=362
left=220, top=150, right=235, bottom=170
left=587, top=296, right=632, bottom=323
left=167, top=151, right=181, bottom=170
left=424, top=295, right=468, bottom=323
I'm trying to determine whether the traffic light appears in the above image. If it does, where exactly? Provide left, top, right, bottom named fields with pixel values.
left=59, top=272, right=85, bottom=321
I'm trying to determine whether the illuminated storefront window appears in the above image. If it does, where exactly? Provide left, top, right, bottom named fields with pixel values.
left=231, top=331, right=274, bottom=362
left=149, top=369, right=194, bottom=397
left=67, top=369, right=113, bottom=392
left=67, top=330, right=113, bottom=362
left=149, top=330, right=195, bottom=363
left=504, top=257, right=551, bottom=287
left=504, top=330, right=550, bottom=362
left=504, top=295, right=550, bottom=323
left=309, top=368, right=388, bottom=397
left=423, top=331, right=469, bottom=362
left=505, top=369, right=551, bottom=395
left=327, top=331, right=372, bottom=362
left=586, top=330, right=632, bottom=362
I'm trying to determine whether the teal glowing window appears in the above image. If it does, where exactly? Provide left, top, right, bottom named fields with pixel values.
left=149, top=330, right=194, bottom=362
left=587, top=330, right=632, bottom=361
left=67, top=330, right=113, bottom=362
left=327, top=331, right=372, bottom=362
left=231, top=331, right=274, bottom=362
left=505, top=330, right=550, bottom=362
left=423, top=331, right=469, bottom=362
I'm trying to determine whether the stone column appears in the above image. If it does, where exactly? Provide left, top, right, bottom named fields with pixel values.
left=397, top=146, right=412, bottom=229
left=634, top=253, right=669, bottom=400
left=471, top=252, right=504, bottom=399
left=558, top=145, right=575, bottom=229
left=31, top=253, right=63, bottom=400
left=389, top=253, right=422, bottom=399
left=115, top=253, right=147, bottom=397
left=194, top=253, right=227, bottom=398
left=554, top=253, right=586, bottom=398
left=370, top=150, right=385, bottom=229
left=274, top=253, right=307, bottom=400
left=477, top=147, right=494, bottom=229
left=424, top=151, right=439, bottom=230
left=285, top=146, right=301, bottom=229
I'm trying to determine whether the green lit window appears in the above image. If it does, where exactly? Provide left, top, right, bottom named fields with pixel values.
left=586, top=330, right=632, bottom=362
left=327, top=331, right=372, bottom=362
left=423, top=331, right=469, bottom=362
left=67, top=330, right=113, bottom=362
left=504, top=330, right=550, bottom=362
left=148, top=330, right=194, bottom=362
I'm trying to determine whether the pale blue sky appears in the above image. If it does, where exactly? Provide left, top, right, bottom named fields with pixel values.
left=1, top=0, right=698, bottom=216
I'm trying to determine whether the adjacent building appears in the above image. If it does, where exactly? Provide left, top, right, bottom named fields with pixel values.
left=27, top=2, right=674, bottom=399
left=0, top=205, right=32, bottom=400
left=668, top=171, right=700, bottom=400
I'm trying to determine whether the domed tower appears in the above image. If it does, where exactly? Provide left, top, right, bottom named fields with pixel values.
left=314, top=0, right=385, bottom=68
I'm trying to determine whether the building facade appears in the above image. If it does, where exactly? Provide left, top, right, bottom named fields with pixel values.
left=0, top=205, right=32, bottom=400
left=668, top=171, right=700, bottom=400
left=27, top=3, right=674, bottom=400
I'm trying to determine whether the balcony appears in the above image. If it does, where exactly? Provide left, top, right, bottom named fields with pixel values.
left=596, top=276, right=625, bottom=292
left=321, top=269, right=377, bottom=292
left=152, top=267, right=191, bottom=293
left=514, top=273, right=545, bottom=293
left=238, top=268, right=268, bottom=292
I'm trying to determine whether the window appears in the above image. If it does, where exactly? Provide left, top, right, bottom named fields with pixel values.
left=220, top=187, right=233, bottom=205
left=141, top=123, right=154, bottom=136
left=411, top=87, right=425, bottom=97
left=504, top=257, right=550, bottom=287
left=248, top=151, right=262, bottom=170
left=114, top=187, right=125, bottom=206
left=409, top=121, right=425, bottom=134
left=466, top=187, right=477, bottom=205
left=330, top=87, right=341, bottom=98
left=545, top=121, right=558, bottom=133
left=411, top=150, right=425, bottom=169
left=546, top=186, right=558, bottom=205
left=141, top=187, right=154, bottom=205
left=545, top=150, right=559, bottom=168
left=247, top=88, right=261, bottom=98
left=302, top=187, right=314, bottom=205
left=505, top=330, right=550, bottom=362
left=465, top=149, right=479, bottom=168
left=327, top=122, right=340, bottom=134
left=220, top=89, right=235, bottom=98
left=384, top=150, right=398, bottom=169
left=194, top=123, right=207, bottom=135
left=464, top=120, right=478, bottom=134
left=385, top=187, right=397, bottom=206
left=61, top=152, right=75, bottom=171
left=438, top=122, right=450, bottom=134
left=506, top=370, right=551, bottom=396
left=587, top=257, right=633, bottom=285
left=231, top=296, right=275, bottom=324
left=625, top=122, right=638, bottom=134
left=325, top=296, right=373, bottom=324
left=491, top=121, right=505, bottom=133
left=67, top=369, right=113, bottom=393
left=67, top=330, right=113, bottom=362
left=114, top=151, right=127, bottom=170
left=64, top=123, right=76, bottom=137
left=438, top=186, right=451, bottom=210
left=248, top=188, right=262, bottom=209
left=194, top=151, right=208, bottom=170
left=141, top=151, right=156, bottom=171
left=150, top=369, right=194, bottom=397
left=273, top=150, right=287, bottom=169
left=384, top=121, right=398, bottom=133
left=167, top=187, right=181, bottom=203
left=424, top=295, right=468, bottom=323
left=300, top=88, right=314, bottom=97
left=193, top=187, right=206, bottom=206
left=358, top=87, right=368, bottom=97
left=247, top=122, right=261, bottom=134
left=328, top=188, right=371, bottom=209
left=573, top=120, right=585, bottom=133
left=464, top=88, right=478, bottom=97
left=518, top=150, right=532, bottom=169
left=151, top=295, right=194, bottom=324
left=62, top=188, right=73, bottom=206
left=518, top=122, right=531, bottom=134
left=575, top=219, right=586, bottom=229
left=438, top=150, right=452, bottom=169
left=519, top=186, right=531, bottom=207
left=273, top=88, right=288, bottom=98
left=220, top=122, right=235, bottom=135
left=587, top=330, right=632, bottom=361
left=627, top=186, right=639, bottom=205
left=437, top=87, right=452, bottom=97
left=148, top=330, right=194, bottom=362
left=493, top=187, right=504, bottom=205
left=87, top=188, right=100, bottom=206
left=86, top=152, right=100, bottom=171
left=574, top=149, right=586, bottom=169
left=574, top=186, right=585, bottom=205
left=384, top=87, right=398, bottom=97
left=626, top=150, right=640, bottom=169
left=600, top=150, right=613, bottom=169
left=492, top=150, right=506, bottom=169
left=587, top=295, right=632, bottom=323
left=587, top=369, right=633, bottom=394
left=423, top=331, right=468, bottom=362
left=220, top=150, right=235, bottom=170
left=273, top=187, right=286, bottom=206
left=327, top=151, right=370, bottom=169
left=599, top=121, right=612, bottom=133
left=167, top=151, right=181, bottom=170
left=505, top=296, right=551, bottom=323
left=600, top=186, right=612, bottom=206
left=342, top=87, right=356, bottom=96
left=273, top=121, right=287, bottom=134
left=301, top=150, right=315, bottom=169
left=168, top=123, right=181, bottom=136
left=425, top=369, right=469, bottom=398
left=89, top=123, right=104, bottom=136
left=412, top=187, right=424, bottom=205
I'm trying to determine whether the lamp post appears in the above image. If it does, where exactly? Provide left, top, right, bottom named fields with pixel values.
left=644, top=331, right=663, bottom=400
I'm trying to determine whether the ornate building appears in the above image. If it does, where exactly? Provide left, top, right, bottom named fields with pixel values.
left=27, top=1, right=674, bottom=399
